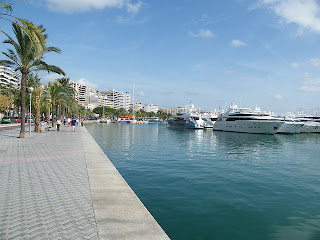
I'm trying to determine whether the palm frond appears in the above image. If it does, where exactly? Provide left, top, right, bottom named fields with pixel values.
left=16, top=20, right=47, bottom=59
left=0, top=59, right=17, bottom=68
left=31, top=60, right=66, bottom=76
left=46, top=46, right=61, bottom=54
left=0, top=3, right=13, bottom=13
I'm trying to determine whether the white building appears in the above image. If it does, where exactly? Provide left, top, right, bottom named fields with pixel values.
left=145, top=103, right=159, bottom=113
left=100, top=89, right=131, bottom=111
left=168, top=107, right=189, bottom=115
left=69, top=80, right=100, bottom=109
left=132, top=102, right=144, bottom=111
left=0, top=66, right=21, bottom=89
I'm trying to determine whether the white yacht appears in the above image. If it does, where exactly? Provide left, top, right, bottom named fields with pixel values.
left=201, top=111, right=219, bottom=129
left=212, top=103, right=284, bottom=134
left=276, top=118, right=304, bottom=134
left=168, top=103, right=205, bottom=129
left=294, top=113, right=320, bottom=133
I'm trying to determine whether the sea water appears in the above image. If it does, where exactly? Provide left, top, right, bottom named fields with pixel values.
left=85, top=123, right=320, bottom=240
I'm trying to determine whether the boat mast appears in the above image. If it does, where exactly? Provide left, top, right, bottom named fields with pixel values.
left=132, top=83, right=135, bottom=120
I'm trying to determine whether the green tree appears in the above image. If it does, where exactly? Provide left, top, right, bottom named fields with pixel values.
left=0, top=22, right=65, bottom=138
left=115, top=108, right=128, bottom=118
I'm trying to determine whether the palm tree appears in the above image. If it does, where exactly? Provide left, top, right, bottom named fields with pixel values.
left=48, top=84, right=63, bottom=127
left=1, top=3, right=47, bottom=58
left=27, top=74, right=42, bottom=132
left=0, top=22, right=65, bottom=138
left=56, top=77, right=75, bottom=119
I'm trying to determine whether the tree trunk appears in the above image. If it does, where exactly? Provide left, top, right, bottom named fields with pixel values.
left=34, top=88, right=41, bottom=132
left=46, top=108, right=50, bottom=126
left=19, top=72, right=27, bottom=138
left=51, top=103, right=56, bottom=127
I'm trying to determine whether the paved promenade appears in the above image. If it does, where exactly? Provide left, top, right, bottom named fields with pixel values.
left=0, top=124, right=169, bottom=239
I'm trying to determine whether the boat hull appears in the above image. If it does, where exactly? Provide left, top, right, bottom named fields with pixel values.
left=168, top=119, right=203, bottom=129
left=213, top=120, right=283, bottom=134
left=276, top=122, right=303, bottom=134
left=300, top=123, right=319, bottom=133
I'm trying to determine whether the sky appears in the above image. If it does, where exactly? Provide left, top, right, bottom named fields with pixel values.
left=1, top=0, right=320, bottom=114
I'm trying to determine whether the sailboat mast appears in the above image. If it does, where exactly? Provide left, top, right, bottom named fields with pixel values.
left=132, top=83, right=135, bottom=120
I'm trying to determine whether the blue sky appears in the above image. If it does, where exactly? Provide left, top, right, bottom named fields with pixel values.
left=2, top=0, right=320, bottom=114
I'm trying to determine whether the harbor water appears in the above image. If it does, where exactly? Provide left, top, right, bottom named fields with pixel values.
left=85, top=123, right=320, bottom=240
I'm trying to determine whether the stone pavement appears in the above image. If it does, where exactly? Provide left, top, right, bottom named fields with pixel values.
left=0, top=124, right=169, bottom=239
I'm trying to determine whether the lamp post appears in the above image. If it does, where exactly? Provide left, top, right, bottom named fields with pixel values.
left=28, top=87, right=34, bottom=135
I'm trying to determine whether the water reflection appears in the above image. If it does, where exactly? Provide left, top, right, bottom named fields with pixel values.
left=271, top=214, right=320, bottom=240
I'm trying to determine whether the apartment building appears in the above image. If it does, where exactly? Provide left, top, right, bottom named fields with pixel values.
left=145, top=103, right=159, bottom=113
left=100, top=89, right=131, bottom=111
left=168, top=107, right=189, bottom=115
left=0, top=66, right=21, bottom=89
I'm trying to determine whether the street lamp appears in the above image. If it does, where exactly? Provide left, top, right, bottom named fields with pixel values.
left=28, top=87, right=34, bottom=135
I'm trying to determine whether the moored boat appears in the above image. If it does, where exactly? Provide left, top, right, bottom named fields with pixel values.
left=168, top=103, right=204, bottom=129
left=213, top=103, right=284, bottom=134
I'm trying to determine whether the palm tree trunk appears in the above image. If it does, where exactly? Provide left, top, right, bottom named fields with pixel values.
left=51, top=103, right=55, bottom=127
left=46, top=108, right=50, bottom=126
left=34, top=88, right=41, bottom=132
left=19, top=72, right=27, bottom=138
left=34, top=106, right=40, bottom=132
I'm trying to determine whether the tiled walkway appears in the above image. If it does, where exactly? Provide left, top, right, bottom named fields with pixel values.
left=0, top=125, right=98, bottom=239
left=0, top=124, right=170, bottom=240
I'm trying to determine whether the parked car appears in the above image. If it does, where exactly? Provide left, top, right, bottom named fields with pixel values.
left=1, top=117, right=12, bottom=124
left=13, top=117, right=21, bottom=123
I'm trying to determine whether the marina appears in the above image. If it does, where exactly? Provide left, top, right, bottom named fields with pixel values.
left=86, top=123, right=320, bottom=240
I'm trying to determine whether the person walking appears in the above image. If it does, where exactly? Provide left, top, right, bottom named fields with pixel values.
left=56, top=119, right=61, bottom=131
left=71, top=118, right=76, bottom=132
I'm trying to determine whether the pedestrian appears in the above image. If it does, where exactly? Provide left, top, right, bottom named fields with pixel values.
left=71, top=118, right=76, bottom=132
left=81, top=118, right=84, bottom=127
left=63, top=118, right=66, bottom=125
left=56, top=119, right=61, bottom=131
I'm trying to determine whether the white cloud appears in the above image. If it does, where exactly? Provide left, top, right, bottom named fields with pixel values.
left=77, top=78, right=98, bottom=89
left=44, top=0, right=143, bottom=14
left=291, top=62, right=299, bottom=68
left=299, top=72, right=320, bottom=92
left=135, top=91, right=145, bottom=97
left=273, top=94, right=284, bottom=100
left=39, top=73, right=62, bottom=84
left=231, top=40, right=246, bottom=47
left=259, top=0, right=320, bottom=34
left=309, top=58, right=320, bottom=66
left=126, top=0, right=142, bottom=14
left=188, top=29, right=214, bottom=38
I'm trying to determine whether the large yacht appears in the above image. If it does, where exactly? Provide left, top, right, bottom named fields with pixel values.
left=168, top=103, right=205, bottom=129
left=201, top=112, right=219, bottom=129
left=212, top=103, right=284, bottom=134
left=276, top=118, right=304, bottom=134
left=294, top=112, right=320, bottom=133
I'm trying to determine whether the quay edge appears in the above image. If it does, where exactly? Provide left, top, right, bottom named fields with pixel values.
left=81, top=125, right=170, bottom=240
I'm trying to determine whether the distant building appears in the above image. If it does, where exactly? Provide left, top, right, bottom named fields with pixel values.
left=0, top=66, right=21, bottom=89
left=68, top=80, right=132, bottom=111
left=100, top=89, right=131, bottom=111
left=168, top=107, right=188, bottom=115
left=69, top=80, right=100, bottom=109
left=132, top=102, right=144, bottom=111
left=145, top=103, right=159, bottom=113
